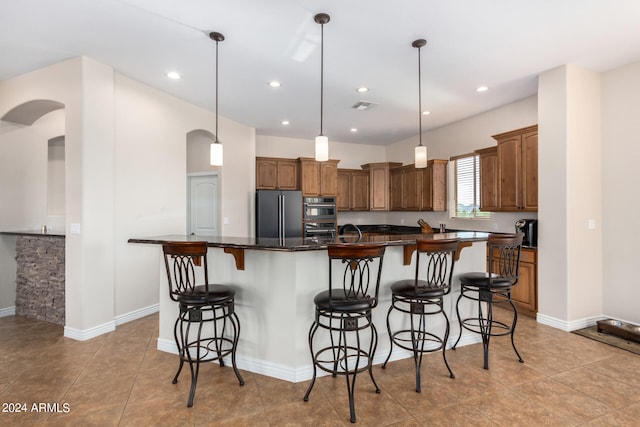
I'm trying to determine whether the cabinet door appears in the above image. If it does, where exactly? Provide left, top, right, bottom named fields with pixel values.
left=520, top=130, right=538, bottom=211
left=337, top=170, right=351, bottom=210
left=351, top=171, right=369, bottom=210
left=256, top=158, right=277, bottom=189
left=511, top=248, right=537, bottom=315
left=478, top=148, right=499, bottom=211
left=430, top=160, right=447, bottom=212
left=497, top=135, right=521, bottom=211
left=390, top=168, right=404, bottom=210
left=320, top=162, right=338, bottom=196
left=369, top=165, right=390, bottom=211
left=299, top=159, right=321, bottom=196
left=277, top=159, right=298, bottom=190
left=421, top=165, right=433, bottom=211
left=404, top=167, right=421, bottom=211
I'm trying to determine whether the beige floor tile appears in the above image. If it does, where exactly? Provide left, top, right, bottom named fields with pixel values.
left=552, top=366, right=640, bottom=409
left=2, top=311, right=640, bottom=425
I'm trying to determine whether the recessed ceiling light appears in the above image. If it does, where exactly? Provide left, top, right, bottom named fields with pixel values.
left=281, top=120, right=290, bottom=125
left=350, top=128, right=358, bottom=132
left=356, top=87, right=369, bottom=93
left=167, top=71, right=181, bottom=80
left=269, top=81, right=282, bottom=88
left=476, top=85, right=488, bottom=92
left=422, top=110, right=431, bottom=115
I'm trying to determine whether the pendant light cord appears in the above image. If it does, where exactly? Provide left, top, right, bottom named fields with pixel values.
left=319, top=21, right=324, bottom=136
left=215, top=37, right=219, bottom=144
left=417, top=44, right=422, bottom=147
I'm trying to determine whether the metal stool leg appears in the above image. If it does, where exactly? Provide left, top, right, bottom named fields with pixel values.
left=507, top=296, right=524, bottom=363
left=303, top=319, right=320, bottom=402
left=441, top=308, right=455, bottom=379
left=382, top=303, right=394, bottom=369
left=230, top=311, right=245, bottom=385
left=451, top=292, right=464, bottom=350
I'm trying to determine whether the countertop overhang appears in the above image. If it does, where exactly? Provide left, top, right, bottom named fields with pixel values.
left=1, top=230, right=65, bottom=238
left=128, top=231, right=490, bottom=270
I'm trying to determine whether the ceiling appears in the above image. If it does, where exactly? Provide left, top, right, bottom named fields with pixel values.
left=2, top=0, right=640, bottom=145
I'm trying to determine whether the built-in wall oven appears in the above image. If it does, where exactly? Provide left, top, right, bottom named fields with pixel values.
left=303, top=197, right=337, bottom=238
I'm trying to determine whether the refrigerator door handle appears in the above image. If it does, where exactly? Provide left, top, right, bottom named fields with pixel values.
left=280, top=193, right=286, bottom=239
left=277, top=194, right=282, bottom=239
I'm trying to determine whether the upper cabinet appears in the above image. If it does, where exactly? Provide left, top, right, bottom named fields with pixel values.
left=298, top=158, right=339, bottom=196
left=389, top=161, right=447, bottom=211
left=476, top=147, right=499, bottom=211
left=256, top=157, right=299, bottom=190
left=361, top=162, right=401, bottom=211
left=494, top=125, right=538, bottom=211
left=337, top=169, right=369, bottom=211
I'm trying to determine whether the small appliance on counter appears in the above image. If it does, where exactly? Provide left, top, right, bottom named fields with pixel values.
left=515, top=219, right=538, bottom=247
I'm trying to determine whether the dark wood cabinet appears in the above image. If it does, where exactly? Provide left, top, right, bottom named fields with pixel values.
left=493, top=125, right=538, bottom=211
left=298, top=158, right=339, bottom=196
left=361, top=162, right=401, bottom=211
left=422, top=160, right=447, bottom=212
left=488, top=246, right=537, bottom=317
left=256, top=157, right=299, bottom=190
left=389, top=160, right=447, bottom=211
left=476, top=147, right=499, bottom=211
left=337, top=169, right=370, bottom=211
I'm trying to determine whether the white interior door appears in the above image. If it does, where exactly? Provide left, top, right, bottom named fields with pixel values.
left=188, top=174, right=218, bottom=236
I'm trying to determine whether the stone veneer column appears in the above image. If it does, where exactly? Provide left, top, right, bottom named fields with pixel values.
left=15, top=235, right=65, bottom=325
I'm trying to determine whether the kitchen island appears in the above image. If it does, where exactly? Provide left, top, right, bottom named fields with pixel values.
left=128, top=231, right=489, bottom=382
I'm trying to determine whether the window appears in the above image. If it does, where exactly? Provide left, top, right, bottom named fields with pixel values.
left=449, top=154, right=490, bottom=219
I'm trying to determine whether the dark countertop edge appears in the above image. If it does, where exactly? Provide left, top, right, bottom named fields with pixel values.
left=128, top=231, right=491, bottom=252
left=1, top=230, right=65, bottom=238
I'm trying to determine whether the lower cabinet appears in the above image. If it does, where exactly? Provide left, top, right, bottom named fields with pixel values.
left=512, top=247, right=537, bottom=317
left=488, top=246, right=537, bottom=317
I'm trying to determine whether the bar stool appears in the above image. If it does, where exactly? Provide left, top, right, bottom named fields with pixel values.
left=452, top=233, right=524, bottom=369
left=382, top=238, right=460, bottom=392
left=162, top=241, right=244, bottom=407
left=303, top=243, right=386, bottom=424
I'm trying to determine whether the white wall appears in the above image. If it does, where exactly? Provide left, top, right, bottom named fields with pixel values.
left=601, top=61, right=640, bottom=325
left=0, top=58, right=256, bottom=333
left=538, top=65, right=604, bottom=327
left=114, top=74, right=255, bottom=318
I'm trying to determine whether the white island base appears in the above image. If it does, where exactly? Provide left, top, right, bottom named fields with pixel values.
left=155, top=241, right=486, bottom=383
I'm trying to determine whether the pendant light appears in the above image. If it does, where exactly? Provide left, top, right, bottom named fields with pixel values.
left=210, top=31, right=224, bottom=166
left=314, top=13, right=330, bottom=162
left=413, top=38, right=427, bottom=169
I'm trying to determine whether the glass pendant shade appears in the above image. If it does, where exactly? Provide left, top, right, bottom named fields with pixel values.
left=315, top=135, right=329, bottom=162
left=415, top=144, right=427, bottom=168
left=210, top=142, right=223, bottom=166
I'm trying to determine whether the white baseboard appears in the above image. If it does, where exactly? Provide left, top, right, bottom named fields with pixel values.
left=0, top=306, right=16, bottom=318
left=65, top=320, right=116, bottom=341
left=536, top=312, right=604, bottom=332
left=63, top=304, right=159, bottom=341
left=114, top=303, right=159, bottom=326
left=157, top=332, right=483, bottom=383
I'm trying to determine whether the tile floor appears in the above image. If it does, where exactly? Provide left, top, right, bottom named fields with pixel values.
left=1, top=310, right=640, bottom=426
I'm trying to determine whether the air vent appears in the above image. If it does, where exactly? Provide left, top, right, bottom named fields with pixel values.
left=352, top=101, right=377, bottom=111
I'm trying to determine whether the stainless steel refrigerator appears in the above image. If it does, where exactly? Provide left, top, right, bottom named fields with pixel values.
left=255, top=190, right=303, bottom=238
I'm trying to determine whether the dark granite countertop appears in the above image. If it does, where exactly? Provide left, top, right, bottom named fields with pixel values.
left=1, top=230, right=65, bottom=238
left=128, top=231, right=490, bottom=252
